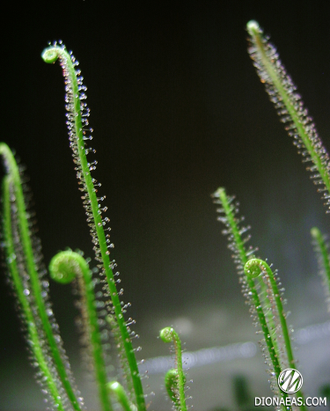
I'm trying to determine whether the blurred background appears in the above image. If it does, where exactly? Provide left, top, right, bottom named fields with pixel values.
left=1, top=1, right=330, bottom=410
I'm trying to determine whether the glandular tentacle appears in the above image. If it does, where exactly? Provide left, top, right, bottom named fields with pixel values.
left=0, top=143, right=83, bottom=411
left=49, top=250, right=113, bottom=411
left=42, top=43, right=146, bottom=411
left=214, top=187, right=282, bottom=396
left=247, top=20, right=330, bottom=212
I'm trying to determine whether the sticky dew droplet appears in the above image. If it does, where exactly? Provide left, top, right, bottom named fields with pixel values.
left=46, top=308, right=53, bottom=317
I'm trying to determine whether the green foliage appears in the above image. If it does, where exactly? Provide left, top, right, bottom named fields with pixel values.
left=160, top=327, right=188, bottom=411
left=247, top=20, right=330, bottom=206
left=1, top=20, right=330, bottom=411
left=311, top=227, right=330, bottom=311
left=42, top=43, right=145, bottom=411
left=108, top=381, right=134, bottom=411
left=49, top=250, right=112, bottom=411
left=0, top=142, right=82, bottom=411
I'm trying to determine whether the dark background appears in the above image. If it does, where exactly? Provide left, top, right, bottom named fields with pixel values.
left=1, top=1, right=330, bottom=410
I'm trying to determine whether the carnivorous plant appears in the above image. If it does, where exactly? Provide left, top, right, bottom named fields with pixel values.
left=1, top=20, right=329, bottom=411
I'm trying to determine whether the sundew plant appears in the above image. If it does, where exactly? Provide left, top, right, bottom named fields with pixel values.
left=1, top=21, right=330, bottom=411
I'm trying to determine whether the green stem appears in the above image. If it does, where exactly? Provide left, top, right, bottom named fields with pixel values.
left=42, top=44, right=146, bottom=411
left=245, top=259, right=294, bottom=366
left=215, top=188, right=248, bottom=267
left=0, top=143, right=82, bottom=411
left=256, top=276, right=280, bottom=361
left=160, top=327, right=187, bottom=411
left=311, top=227, right=330, bottom=311
left=245, top=259, right=306, bottom=411
left=215, top=188, right=281, bottom=372
left=164, top=369, right=186, bottom=410
left=2, top=175, right=65, bottom=411
left=108, top=381, right=132, bottom=411
left=247, top=21, right=330, bottom=200
left=49, top=250, right=113, bottom=411
left=214, top=188, right=287, bottom=405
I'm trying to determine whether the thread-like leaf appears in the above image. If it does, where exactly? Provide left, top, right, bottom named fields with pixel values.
left=42, top=43, right=146, bottom=411
left=214, top=188, right=307, bottom=410
left=245, top=259, right=306, bottom=410
left=311, top=227, right=330, bottom=312
left=2, top=175, right=66, bottom=411
left=213, top=188, right=284, bottom=396
left=108, top=381, right=134, bottom=411
left=160, top=327, right=187, bottom=411
left=49, top=250, right=113, bottom=411
left=164, top=369, right=186, bottom=411
left=244, top=259, right=294, bottom=368
left=247, top=20, right=330, bottom=212
left=0, top=143, right=83, bottom=411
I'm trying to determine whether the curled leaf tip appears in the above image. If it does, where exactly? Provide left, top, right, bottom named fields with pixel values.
left=108, top=381, right=133, bottom=411
left=244, top=258, right=264, bottom=278
left=108, top=381, right=120, bottom=391
left=311, top=227, right=321, bottom=238
left=49, top=250, right=87, bottom=284
left=247, top=20, right=260, bottom=35
left=164, top=369, right=182, bottom=406
left=160, top=327, right=174, bottom=343
left=41, top=46, right=60, bottom=64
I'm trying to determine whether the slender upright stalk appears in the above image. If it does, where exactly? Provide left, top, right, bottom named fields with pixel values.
left=245, top=259, right=306, bottom=411
left=108, top=382, right=132, bottom=411
left=160, top=327, right=187, bottom=411
left=42, top=44, right=146, bottom=411
left=245, top=259, right=295, bottom=367
left=0, top=143, right=83, bottom=411
left=311, top=227, right=330, bottom=311
left=2, top=175, right=65, bottom=411
left=49, top=250, right=113, bottom=411
left=213, top=188, right=284, bottom=397
left=214, top=189, right=278, bottom=364
left=247, top=20, right=330, bottom=210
